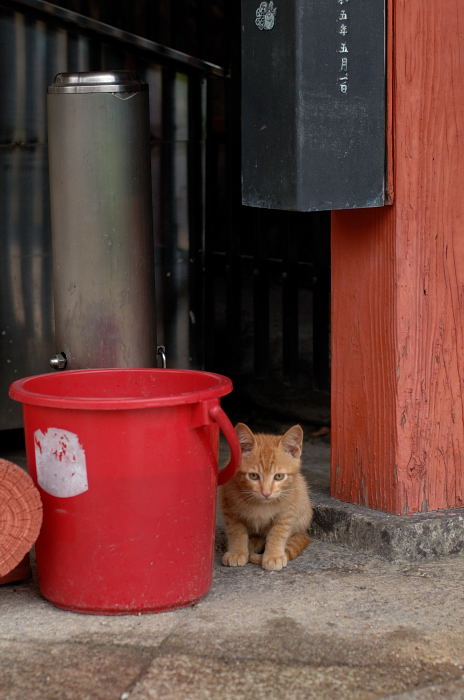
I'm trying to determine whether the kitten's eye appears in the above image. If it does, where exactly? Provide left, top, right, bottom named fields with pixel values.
left=274, top=473, right=286, bottom=481
left=248, top=472, right=260, bottom=481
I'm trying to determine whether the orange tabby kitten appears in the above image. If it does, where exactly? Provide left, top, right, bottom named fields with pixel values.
left=220, top=423, right=313, bottom=571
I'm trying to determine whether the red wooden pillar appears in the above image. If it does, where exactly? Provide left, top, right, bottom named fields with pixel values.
left=331, top=0, right=464, bottom=514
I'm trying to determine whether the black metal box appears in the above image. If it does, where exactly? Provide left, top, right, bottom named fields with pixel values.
left=241, top=0, right=387, bottom=212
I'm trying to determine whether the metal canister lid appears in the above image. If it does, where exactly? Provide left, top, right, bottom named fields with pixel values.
left=48, top=71, right=147, bottom=94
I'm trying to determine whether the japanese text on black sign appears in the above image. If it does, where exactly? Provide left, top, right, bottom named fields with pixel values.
left=337, top=0, right=349, bottom=94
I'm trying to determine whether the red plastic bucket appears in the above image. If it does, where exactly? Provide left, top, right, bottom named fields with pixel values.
left=9, top=368, right=240, bottom=614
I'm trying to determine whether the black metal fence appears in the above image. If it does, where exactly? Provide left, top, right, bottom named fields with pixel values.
left=202, top=206, right=330, bottom=390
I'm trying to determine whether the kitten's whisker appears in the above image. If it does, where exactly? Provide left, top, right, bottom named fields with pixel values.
left=240, top=491, right=259, bottom=503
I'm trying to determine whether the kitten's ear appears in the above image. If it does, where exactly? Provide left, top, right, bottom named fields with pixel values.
left=235, top=423, right=256, bottom=453
left=280, top=425, right=303, bottom=458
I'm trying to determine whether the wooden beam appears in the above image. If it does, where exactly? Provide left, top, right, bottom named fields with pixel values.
left=331, top=0, right=464, bottom=514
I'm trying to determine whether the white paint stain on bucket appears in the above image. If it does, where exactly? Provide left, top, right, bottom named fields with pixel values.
left=34, top=428, right=88, bottom=498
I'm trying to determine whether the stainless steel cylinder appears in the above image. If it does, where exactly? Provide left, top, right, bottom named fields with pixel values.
left=47, top=71, right=156, bottom=369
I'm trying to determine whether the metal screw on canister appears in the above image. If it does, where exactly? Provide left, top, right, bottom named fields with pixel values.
left=49, top=353, right=67, bottom=371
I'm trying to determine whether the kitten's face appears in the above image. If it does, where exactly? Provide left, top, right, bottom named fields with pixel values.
left=234, top=423, right=303, bottom=502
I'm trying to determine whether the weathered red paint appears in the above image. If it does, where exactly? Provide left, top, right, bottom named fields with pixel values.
left=331, top=0, right=464, bottom=514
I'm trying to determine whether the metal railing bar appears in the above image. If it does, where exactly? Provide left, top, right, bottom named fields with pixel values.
left=187, top=74, right=206, bottom=369
left=252, top=210, right=270, bottom=377
left=159, top=66, right=178, bottom=359
left=282, top=216, right=300, bottom=378
left=207, top=250, right=315, bottom=269
left=203, top=83, right=219, bottom=369
left=0, top=0, right=227, bottom=77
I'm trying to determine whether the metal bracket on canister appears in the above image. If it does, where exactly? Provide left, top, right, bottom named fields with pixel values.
left=156, top=345, right=167, bottom=368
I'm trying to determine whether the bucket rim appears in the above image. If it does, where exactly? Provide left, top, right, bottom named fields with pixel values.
left=9, top=368, right=233, bottom=411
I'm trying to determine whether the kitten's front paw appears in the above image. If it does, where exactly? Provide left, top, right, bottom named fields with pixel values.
left=262, top=553, right=288, bottom=571
left=222, top=551, right=249, bottom=567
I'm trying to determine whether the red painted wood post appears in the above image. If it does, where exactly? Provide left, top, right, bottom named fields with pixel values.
left=331, top=0, right=464, bottom=514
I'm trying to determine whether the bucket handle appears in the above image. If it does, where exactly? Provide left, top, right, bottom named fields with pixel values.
left=209, top=404, right=241, bottom=485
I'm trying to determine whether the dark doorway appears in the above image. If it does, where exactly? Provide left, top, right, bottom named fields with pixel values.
left=1, top=0, right=330, bottom=435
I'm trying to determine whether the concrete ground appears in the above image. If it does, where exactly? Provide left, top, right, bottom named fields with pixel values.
left=2, top=432, right=464, bottom=699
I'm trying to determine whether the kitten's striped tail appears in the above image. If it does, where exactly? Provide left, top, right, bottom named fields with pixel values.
left=249, top=553, right=263, bottom=565
left=249, top=531, right=311, bottom=565
left=285, top=531, right=311, bottom=560
left=249, top=535, right=265, bottom=565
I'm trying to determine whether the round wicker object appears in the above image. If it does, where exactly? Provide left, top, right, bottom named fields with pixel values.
left=0, top=459, right=43, bottom=577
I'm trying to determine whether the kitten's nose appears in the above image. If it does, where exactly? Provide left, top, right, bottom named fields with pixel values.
left=262, top=491, right=271, bottom=499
